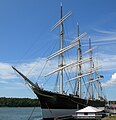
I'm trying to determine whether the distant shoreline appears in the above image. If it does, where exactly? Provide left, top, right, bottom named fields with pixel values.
left=0, top=97, right=40, bottom=107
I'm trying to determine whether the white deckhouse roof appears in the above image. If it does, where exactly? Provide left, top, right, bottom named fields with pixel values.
left=76, top=106, right=102, bottom=113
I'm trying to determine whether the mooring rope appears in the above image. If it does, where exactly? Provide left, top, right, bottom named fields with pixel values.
left=27, top=107, right=36, bottom=120
left=45, top=102, right=57, bottom=119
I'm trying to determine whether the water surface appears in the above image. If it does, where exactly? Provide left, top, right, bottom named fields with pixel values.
left=0, top=107, right=42, bottom=120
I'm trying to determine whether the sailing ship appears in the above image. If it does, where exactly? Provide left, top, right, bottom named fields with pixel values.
left=12, top=2, right=107, bottom=120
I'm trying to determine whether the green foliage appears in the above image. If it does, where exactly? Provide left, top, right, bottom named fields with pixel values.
left=0, top=97, right=40, bottom=107
left=102, top=116, right=116, bottom=120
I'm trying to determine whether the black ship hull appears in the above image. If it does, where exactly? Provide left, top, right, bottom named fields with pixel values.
left=33, top=88, right=106, bottom=119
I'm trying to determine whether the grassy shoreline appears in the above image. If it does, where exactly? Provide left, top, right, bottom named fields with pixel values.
left=102, top=116, right=116, bottom=120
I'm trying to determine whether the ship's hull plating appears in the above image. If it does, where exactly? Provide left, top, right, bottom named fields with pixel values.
left=33, top=88, right=105, bottom=119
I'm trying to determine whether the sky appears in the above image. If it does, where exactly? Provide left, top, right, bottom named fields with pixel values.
left=0, top=0, right=116, bottom=100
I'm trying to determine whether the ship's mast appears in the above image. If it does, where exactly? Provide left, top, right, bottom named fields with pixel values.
left=89, top=38, right=93, bottom=99
left=59, top=1, right=64, bottom=94
left=77, top=24, right=82, bottom=98
left=49, top=1, right=72, bottom=94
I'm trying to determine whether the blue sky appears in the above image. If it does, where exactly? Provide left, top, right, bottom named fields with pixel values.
left=0, top=0, right=116, bottom=100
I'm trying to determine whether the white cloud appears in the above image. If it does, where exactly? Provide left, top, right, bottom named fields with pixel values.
left=0, top=80, right=8, bottom=84
left=16, top=58, right=58, bottom=79
left=94, top=53, right=116, bottom=71
left=93, top=53, right=116, bottom=88
left=0, top=82, right=25, bottom=90
left=94, top=29, right=116, bottom=35
left=92, top=29, right=116, bottom=42
left=102, top=73, right=116, bottom=88
left=0, top=53, right=116, bottom=78
left=0, top=58, right=57, bottom=80
left=0, top=62, right=16, bottom=79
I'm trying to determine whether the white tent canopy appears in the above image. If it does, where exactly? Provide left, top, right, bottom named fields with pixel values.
left=76, top=106, right=102, bottom=113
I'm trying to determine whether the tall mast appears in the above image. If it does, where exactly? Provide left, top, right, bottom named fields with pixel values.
left=59, top=1, right=64, bottom=94
left=89, top=38, right=93, bottom=99
left=77, top=23, right=82, bottom=98
left=50, top=1, right=72, bottom=94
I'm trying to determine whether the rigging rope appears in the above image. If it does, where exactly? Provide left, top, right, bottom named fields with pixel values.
left=36, top=61, right=48, bottom=82
left=64, top=69, right=74, bottom=93
left=53, top=72, right=59, bottom=92
left=27, top=107, right=36, bottom=120
left=36, top=38, right=58, bottom=86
